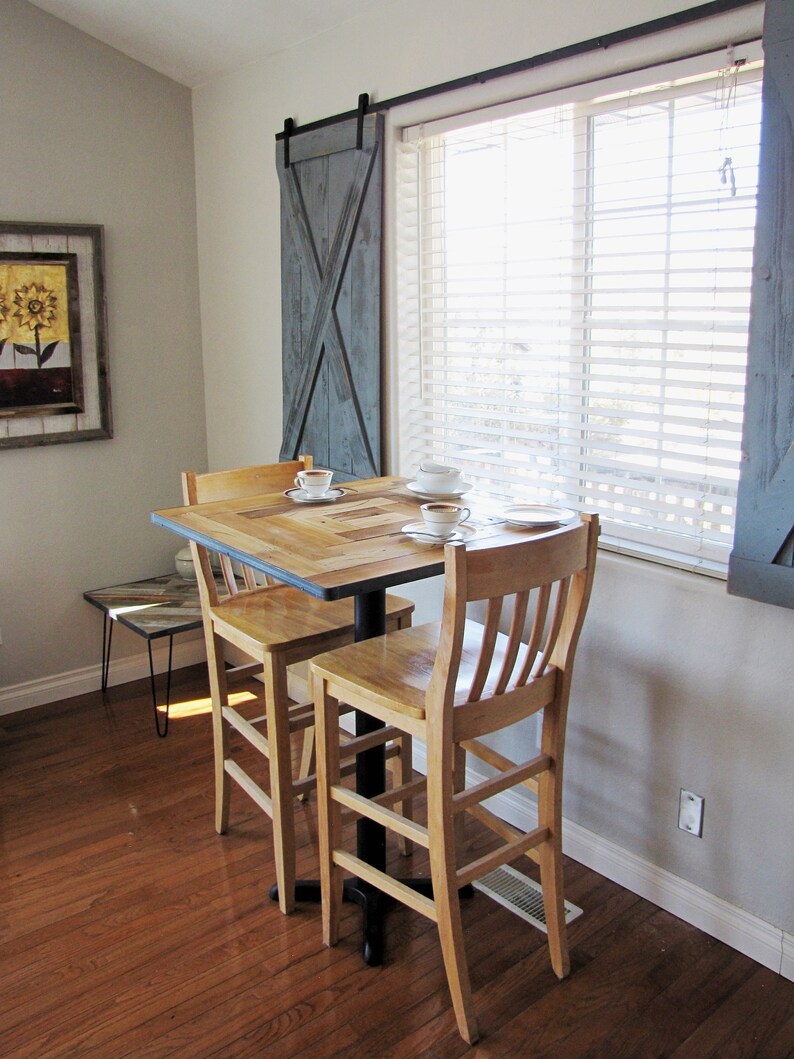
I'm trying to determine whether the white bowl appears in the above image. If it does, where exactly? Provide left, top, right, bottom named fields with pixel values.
left=175, top=546, right=197, bottom=580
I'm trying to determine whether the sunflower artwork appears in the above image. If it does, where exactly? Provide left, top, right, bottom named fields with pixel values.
left=0, top=253, right=84, bottom=417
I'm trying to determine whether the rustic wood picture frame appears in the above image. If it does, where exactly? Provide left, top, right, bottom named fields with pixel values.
left=0, top=221, right=111, bottom=449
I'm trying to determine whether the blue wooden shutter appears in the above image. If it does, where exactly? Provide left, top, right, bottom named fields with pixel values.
left=728, top=0, right=794, bottom=609
left=277, top=112, right=383, bottom=480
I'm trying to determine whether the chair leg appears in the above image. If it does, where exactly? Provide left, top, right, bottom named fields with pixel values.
left=262, top=654, right=296, bottom=915
left=297, top=725, right=315, bottom=802
left=388, top=602, right=416, bottom=849
left=206, top=623, right=231, bottom=835
left=427, top=739, right=479, bottom=1046
left=538, top=768, right=570, bottom=979
left=393, top=733, right=413, bottom=856
left=538, top=699, right=570, bottom=979
left=453, top=743, right=467, bottom=853
left=538, top=835, right=569, bottom=979
left=313, top=672, right=344, bottom=947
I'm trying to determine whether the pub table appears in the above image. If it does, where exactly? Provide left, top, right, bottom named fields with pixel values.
left=151, top=475, right=512, bottom=961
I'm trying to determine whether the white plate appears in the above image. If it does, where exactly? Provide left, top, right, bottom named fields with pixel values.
left=406, top=480, right=473, bottom=501
left=284, top=487, right=348, bottom=504
left=401, top=521, right=464, bottom=544
left=502, top=504, right=576, bottom=527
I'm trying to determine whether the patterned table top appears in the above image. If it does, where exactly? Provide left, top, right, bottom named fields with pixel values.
left=152, top=476, right=531, bottom=602
left=83, top=573, right=209, bottom=639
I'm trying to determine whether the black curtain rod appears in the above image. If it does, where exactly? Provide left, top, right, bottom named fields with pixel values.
left=275, top=0, right=760, bottom=141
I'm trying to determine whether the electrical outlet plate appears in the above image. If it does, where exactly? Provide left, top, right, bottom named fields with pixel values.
left=678, top=788, right=704, bottom=837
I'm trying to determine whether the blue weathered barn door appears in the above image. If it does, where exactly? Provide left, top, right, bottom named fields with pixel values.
left=728, top=0, right=794, bottom=609
left=277, top=111, right=383, bottom=480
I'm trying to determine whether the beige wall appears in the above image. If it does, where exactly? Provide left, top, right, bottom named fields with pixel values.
left=191, top=0, right=794, bottom=940
left=0, top=0, right=206, bottom=688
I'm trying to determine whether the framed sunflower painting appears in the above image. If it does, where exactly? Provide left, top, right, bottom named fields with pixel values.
left=0, top=222, right=111, bottom=449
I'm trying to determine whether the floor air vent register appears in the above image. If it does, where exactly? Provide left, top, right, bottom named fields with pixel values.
left=473, top=865, right=583, bottom=932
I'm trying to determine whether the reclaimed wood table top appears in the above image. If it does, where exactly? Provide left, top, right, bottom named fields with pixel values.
left=151, top=475, right=531, bottom=601
left=83, top=574, right=208, bottom=639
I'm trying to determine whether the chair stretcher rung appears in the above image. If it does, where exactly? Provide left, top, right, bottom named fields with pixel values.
left=224, top=759, right=273, bottom=817
left=223, top=706, right=270, bottom=757
left=333, top=849, right=437, bottom=922
left=287, top=705, right=315, bottom=732
left=461, top=738, right=541, bottom=794
left=225, top=661, right=262, bottom=680
left=373, top=774, right=426, bottom=809
left=292, top=758, right=357, bottom=799
left=338, top=724, right=402, bottom=757
left=456, top=825, right=549, bottom=889
left=332, top=785, right=430, bottom=848
left=453, top=753, right=550, bottom=813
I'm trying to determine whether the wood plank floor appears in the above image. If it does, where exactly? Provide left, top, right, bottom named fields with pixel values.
left=1, top=665, right=792, bottom=1058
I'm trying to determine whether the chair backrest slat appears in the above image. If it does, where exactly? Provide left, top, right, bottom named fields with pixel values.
left=494, top=589, right=529, bottom=696
left=219, top=554, right=238, bottom=596
left=467, top=598, right=502, bottom=703
left=532, top=576, right=570, bottom=679
left=516, top=582, right=551, bottom=687
left=430, top=516, right=598, bottom=721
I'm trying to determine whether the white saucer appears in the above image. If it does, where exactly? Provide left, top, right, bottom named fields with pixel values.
left=401, top=521, right=466, bottom=544
left=406, top=480, right=473, bottom=501
left=284, top=487, right=347, bottom=504
left=502, top=504, right=576, bottom=527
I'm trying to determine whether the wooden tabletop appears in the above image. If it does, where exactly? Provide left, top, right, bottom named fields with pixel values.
left=151, top=476, right=541, bottom=601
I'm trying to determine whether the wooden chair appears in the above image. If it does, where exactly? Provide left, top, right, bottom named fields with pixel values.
left=310, top=514, right=598, bottom=1043
left=182, top=457, right=415, bottom=914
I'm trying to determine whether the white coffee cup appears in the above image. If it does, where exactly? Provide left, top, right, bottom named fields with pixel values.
left=295, top=468, right=333, bottom=496
left=420, top=501, right=471, bottom=537
left=416, top=461, right=463, bottom=494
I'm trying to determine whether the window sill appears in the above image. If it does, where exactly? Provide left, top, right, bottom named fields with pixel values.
left=597, top=534, right=728, bottom=581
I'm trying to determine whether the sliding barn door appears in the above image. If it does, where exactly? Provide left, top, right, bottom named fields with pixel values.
left=728, top=0, right=794, bottom=608
left=277, top=113, right=383, bottom=480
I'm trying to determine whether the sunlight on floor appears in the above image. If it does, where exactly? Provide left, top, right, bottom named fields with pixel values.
left=156, top=689, right=257, bottom=719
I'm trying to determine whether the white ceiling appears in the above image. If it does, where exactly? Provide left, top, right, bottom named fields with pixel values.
left=28, top=0, right=376, bottom=87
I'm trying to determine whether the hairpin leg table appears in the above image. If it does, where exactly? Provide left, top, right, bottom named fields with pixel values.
left=83, top=573, right=207, bottom=738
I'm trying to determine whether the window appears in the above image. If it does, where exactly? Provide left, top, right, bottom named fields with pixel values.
left=395, top=52, right=763, bottom=572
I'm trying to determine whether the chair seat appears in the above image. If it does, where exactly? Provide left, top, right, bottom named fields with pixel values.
left=311, top=618, right=533, bottom=719
left=211, top=583, right=415, bottom=655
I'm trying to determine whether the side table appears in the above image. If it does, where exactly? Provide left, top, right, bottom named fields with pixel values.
left=83, top=573, right=208, bottom=737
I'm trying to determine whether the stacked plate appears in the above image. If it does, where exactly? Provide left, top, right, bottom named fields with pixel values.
left=405, top=480, right=473, bottom=502
left=501, top=504, right=575, bottom=527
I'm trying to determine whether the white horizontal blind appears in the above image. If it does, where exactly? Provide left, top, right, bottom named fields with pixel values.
left=395, top=59, right=763, bottom=567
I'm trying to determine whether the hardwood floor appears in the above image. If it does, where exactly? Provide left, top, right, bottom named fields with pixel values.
left=2, top=665, right=792, bottom=1057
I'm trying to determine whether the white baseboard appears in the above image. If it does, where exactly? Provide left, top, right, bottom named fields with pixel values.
left=410, top=738, right=791, bottom=980
left=783, top=932, right=794, bottom=980
left=0, top=639, right=207, bottom=717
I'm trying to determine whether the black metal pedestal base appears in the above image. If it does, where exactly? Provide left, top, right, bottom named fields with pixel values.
left=269, top=877, right=473, bottom=966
